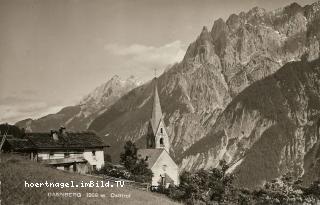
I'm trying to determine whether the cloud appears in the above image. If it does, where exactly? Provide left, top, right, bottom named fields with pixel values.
left=104, top=40, right=186, bottom=77
left=0, top=103, right=64, bottom=124
left=0, top=40, right=187, bottom=124
left=0, top=95, right=64, bottom=124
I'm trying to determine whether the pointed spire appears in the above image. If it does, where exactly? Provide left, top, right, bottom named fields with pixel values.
left=151, top=78, right=163, bottom=134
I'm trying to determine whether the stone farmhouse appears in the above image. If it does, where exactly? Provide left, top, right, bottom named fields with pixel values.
left=0, top=127, right=107, bottom=174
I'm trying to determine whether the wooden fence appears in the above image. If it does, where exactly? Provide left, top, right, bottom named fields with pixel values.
left=81, top=173, right=151, bottom=191
left=103, top=175, right=151, bottom=191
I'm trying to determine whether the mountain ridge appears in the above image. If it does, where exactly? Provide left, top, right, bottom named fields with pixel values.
left=88, top=1, right=320, bottom=163
left=15, top=75, right=141, bottom=132
left=180, top=57, right=320, bottom=188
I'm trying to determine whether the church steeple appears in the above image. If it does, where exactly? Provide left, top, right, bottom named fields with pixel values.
left=151, top=78, right=163, bottom=134
left=146, top=77, right=170, bottom=152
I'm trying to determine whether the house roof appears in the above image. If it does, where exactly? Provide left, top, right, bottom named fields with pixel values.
left=25, top=131, right=107, bottom=149
left=0, top=135, right=36, bottom=151
left=137, top=148, right=165, bottom=168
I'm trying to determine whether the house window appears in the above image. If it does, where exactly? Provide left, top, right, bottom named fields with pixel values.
left=93, top=165, right=97, bottom=171
left=92, top=151, right=96, bottom=156
left=160, top=138, right=164, bottom=146
left=145, top=156, right=149, bottom=161
left=49, top=152, right=54, bottom=158
left=64, top=165, right=70, bottom=171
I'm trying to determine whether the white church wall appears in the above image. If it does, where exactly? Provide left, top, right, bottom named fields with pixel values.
left=151, top=151, right=179, bottom=186
left=155, top=120, right=170, bottom=153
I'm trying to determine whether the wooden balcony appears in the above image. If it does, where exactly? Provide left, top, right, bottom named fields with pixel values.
left=39, top=156, right=87, bottom=165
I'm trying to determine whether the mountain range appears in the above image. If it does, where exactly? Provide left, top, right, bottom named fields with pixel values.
left=16, top=1, right=320, bottom=188
left=16, top=75, right=141, bottom=132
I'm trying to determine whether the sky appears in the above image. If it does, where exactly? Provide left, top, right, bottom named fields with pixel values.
left=0, top=0, right=316, bottom=124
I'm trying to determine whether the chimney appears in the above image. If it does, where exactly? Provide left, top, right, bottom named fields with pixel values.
left=52, top=131, right=59, bottom=141
left=59, top=126, right=66, bottom=135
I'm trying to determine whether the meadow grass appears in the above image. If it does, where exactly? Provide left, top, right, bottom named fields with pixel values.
left=0, top=154, right=181, bottom=205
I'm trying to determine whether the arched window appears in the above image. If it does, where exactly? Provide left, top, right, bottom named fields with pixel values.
left=162, top=164, right=167, bottom=171
left=160, top=128, right=163, bottom=134
left=160, top=138, right=164, bottom=146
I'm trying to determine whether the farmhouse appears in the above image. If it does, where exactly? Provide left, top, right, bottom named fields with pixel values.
left=0, top=127, right=107, bottom=174
left=137, top=78, right=179, bottom=187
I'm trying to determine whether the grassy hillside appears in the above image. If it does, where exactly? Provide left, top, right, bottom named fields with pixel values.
left=0, top=154, right=180, bottom=205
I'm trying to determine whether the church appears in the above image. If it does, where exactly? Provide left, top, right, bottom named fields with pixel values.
left=137, top=78, right=179, bottom=188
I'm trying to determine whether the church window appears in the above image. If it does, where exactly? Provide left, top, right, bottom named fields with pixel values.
left=162, top=165, right=167, bottom=171
left=160, top=138, right=164, bottom=146
left=160, top=128, right=163, bottom=134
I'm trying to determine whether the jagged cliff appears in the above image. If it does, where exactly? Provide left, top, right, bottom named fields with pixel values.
left=180, top=58, right=320, bottom=188
left=89, top=1, right=320, bottom=162
left=15, top=75, right=140, bottom=132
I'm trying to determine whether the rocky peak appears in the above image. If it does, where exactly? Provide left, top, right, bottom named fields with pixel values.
left=110, top=74, right=120, bottom=80
left=211, top=18, right=228, bottom=40
left=183, top=25, right=216, bottom=64
left=211, top=18, right=228, bottom=57
left=198, top=26, right=212, bottom=43
left=200, top=26, right=209, bottom=35
left=15, top=74, right=141, bottom=132
left=283, top=2, right=304, bottom=18
left=80, top=75, right=140, bottom=107
left=248, top=6, right=266, bottom=16
left=226, top=13, right=241, bottom=31
left=304, top=1, right=320, bottom=21
left=125, top=75, right=143, bottom=86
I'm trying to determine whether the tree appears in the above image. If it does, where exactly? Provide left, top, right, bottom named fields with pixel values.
left=303, top=180, right=320, bottom=203
left=119, top=141, right=153, bottom=183
left=131, top=159, right=153, bottom=183
left=253, top=172, right=304, bottom=205
left=120, top=141, right=138, bottom=172
left=209, top=160, right=235, bottom=203
left=165, top=160, right=236, bottom=204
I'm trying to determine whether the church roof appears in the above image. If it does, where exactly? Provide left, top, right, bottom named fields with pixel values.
left=150, top=78, right=163, bottom=134
left=137, top=148, right=165, bottom=168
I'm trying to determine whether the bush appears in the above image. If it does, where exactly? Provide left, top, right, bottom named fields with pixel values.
left=98, top=141, right=153, bottom=183
left=157, top=163, right=320, bottom=205
left=157, top=160, right=236, bottom=204
left=95, top=163, right=131, bottom=179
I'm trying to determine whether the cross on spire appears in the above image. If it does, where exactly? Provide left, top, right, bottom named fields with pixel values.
left=154, top=68, right=157, bottom=78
